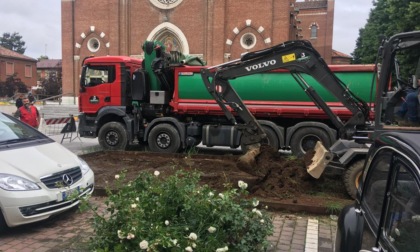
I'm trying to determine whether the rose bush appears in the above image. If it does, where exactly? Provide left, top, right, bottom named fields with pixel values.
left=84, top=170, right=273, bottom=251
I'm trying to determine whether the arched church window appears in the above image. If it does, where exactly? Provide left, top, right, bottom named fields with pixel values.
left=155, top=34, right=181, bottom=53
left=310, top=23, right=318, bottom=38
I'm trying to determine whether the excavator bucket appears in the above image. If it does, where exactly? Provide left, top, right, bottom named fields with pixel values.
left=237, top=143, right=264, bottom=177
left=307, top=141, right=333, bottom=179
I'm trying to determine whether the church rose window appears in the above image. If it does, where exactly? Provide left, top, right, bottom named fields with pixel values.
left=240, top=33, right=257, bottom=50
left=150, top=0, right=183, bottom=9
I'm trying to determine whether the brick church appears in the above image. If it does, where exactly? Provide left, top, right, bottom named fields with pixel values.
left=61, top=0, right=335, bottom=104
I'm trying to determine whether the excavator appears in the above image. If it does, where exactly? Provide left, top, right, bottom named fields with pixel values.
left=201, top=32, right=420, bottom=185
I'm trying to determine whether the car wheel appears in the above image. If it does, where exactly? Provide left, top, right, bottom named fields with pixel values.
left=98, top=122, right=128, bottom=150
left=148, top=123, right=181, bottom=153
left=290, top=127, right=331, bottom=157
left=0, top=211, right=8, bottom=233
left=343, top=159, right=364, bottom=199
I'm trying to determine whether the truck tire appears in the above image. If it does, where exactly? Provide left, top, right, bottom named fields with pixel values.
left=262, top=126, right=279, bottom=151
left=148, top=123, right=181, bottom=153
left=343, top=160, right=364, bottom=199
left=98, top=122, right=128, bottom=150
left=290, top=127, right=331, bottom=157
left=240, top=126, right=279, bottom=152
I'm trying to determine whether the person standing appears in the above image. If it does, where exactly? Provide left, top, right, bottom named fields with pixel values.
left=28, top=93, right=36, bottom=104
left=15, top=94, right=24, bottom=109
left=395, top=79, right=420, bottom=126
left=14, top=97, right=41, bottom=128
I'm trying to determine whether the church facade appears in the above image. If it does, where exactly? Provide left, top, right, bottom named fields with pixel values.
left=61, top=0, right=334, bottom=103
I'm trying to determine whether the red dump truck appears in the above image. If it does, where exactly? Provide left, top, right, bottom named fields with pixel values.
left=78, top=41, right=375, bottom=197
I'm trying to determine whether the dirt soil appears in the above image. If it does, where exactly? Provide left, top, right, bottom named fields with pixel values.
left=80, top=146, right=353, bottom=213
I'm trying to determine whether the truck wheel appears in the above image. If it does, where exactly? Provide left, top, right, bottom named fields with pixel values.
left=98, top=122, right=128, bottom=150
left=240, top=126, right=279, bottom=152
left=148, top=123, right=181, bottom=153
left=343, top=160, right=364, bottom=199
left=290, top=127, right=331, bottom=157
left=262, top=126, right=279, bottom=151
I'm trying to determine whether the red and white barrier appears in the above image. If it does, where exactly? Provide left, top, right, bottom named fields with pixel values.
left=44, top=117, right=71, bottom=125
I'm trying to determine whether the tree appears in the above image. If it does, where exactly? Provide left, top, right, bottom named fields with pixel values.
left=0, top=32, right=26, bottom=54
left=0, top=74, right=28, bottom=97
left=41, top=73, right=62, bottom=97
left=352, top=0, right=420, bottom=64
left=38, top=55, right=49, bottom=61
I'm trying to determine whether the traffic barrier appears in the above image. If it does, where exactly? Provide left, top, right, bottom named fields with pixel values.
left=45, top=117, right=71, bottom=125
left=41, top=115, right=80, bottom=143
left=60, top=115, right=78, bottom=143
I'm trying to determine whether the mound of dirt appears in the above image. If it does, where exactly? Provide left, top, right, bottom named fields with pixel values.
left=80, top=148, right=352, bottom=211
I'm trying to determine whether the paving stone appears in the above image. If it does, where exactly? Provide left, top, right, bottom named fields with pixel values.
left=0, top=197, right=340, bottom=252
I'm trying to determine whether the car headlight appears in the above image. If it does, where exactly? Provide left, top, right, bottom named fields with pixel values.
left=78, top=157, right=91, bottom=175
left=0, top=173, right=41, bottom=191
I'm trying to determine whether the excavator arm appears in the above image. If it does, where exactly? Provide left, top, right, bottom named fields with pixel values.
left=200, top=40, right=371, bottom=177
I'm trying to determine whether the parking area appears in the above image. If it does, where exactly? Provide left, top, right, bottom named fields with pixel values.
left=0, top=105, right=337, bottom=251
left=0, top=195, right=337, bottom=252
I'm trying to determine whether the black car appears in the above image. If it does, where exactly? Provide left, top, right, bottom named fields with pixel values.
left=335, top=131, right=420, bottom=252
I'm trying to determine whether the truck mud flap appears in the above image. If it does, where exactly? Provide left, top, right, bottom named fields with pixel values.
left=307, top=141, right=333, bottom=179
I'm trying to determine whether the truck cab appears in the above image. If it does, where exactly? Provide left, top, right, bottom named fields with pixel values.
left=335, top=31, right=420, bottom=252
left=79, top=56, right=142, bottom=114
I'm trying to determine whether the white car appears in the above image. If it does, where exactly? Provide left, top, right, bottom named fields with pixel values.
left=0, top=112, right=94, bottom=230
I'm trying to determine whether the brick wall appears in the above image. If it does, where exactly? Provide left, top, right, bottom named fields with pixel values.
left=61, top=0, right=334, bottom=98
left=0, top=57, right=37, bottom=88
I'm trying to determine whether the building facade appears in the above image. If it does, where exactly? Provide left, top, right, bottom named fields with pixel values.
left=61, top=0, right=334, bottom=104
left=0, top=46, right=37, bottom=91
left=37, top=59, right=62, bottom=80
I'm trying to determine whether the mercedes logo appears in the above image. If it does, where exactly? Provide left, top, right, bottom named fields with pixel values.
left=62, top=174, right=74, bottom=186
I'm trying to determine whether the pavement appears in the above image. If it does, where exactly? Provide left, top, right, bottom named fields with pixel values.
left=0, top=105, right=338, bottom=252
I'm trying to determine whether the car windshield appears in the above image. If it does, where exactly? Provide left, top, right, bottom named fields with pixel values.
left=0, top=113, right=47, bottom=145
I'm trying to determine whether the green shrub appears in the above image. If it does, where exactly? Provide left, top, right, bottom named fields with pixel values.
left=85, top=170, right=273, bottom=252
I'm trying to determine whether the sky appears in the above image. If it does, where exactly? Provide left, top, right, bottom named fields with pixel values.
left=0, top=0, right=374, bottom=60
left=332, top=0, right=374, bottom=56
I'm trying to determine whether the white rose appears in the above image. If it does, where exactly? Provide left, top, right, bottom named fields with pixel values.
left=154, top=170, right=160, bottom=176
left=238, top=180, right=248, bottom=189
left=208, top=226, right=217, bottom=233
left=216, top=246, right=229, bottom=252
left=115, top=174, right=120, bottom=179
left=139, top=240, right=149, bottom=250
left=165, top=220, right=170, bottom=226
left=185, top=246, right=193, bottom=252
left=188, top=232, right=198, bottom=240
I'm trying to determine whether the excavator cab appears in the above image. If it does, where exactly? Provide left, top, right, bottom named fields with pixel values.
left=377, top=34, right=420, bottom=130
left=310, top=33, right=420, bottom=180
